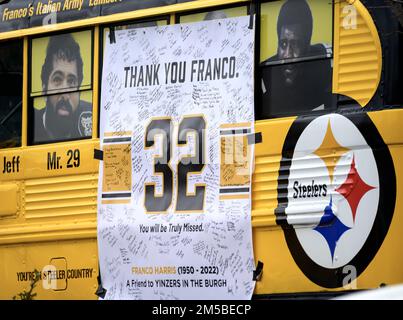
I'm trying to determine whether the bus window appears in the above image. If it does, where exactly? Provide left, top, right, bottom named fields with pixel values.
left=259, top=0, right=334, bottom=119
left=0, top=39, right=22, bottom=149
left=29, top=30, right=93, bottom=145
left=177, top=5, right=248, bottom=23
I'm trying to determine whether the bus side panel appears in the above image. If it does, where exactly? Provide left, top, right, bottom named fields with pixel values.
left=0, top=140, right=99, bottom=299
left=0, top=240, right=98, bottom=299
left=252, top=109, right=403, bottom=296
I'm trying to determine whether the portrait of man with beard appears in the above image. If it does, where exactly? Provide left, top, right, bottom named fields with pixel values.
left=260, top=0, right=333, bottom=118
left=33, top=33, right=92, bottom=143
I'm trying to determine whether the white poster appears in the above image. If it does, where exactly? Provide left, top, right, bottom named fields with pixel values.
left=98, top=16, right=255, bottom=300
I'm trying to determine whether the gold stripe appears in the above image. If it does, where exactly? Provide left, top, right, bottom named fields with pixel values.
left=104, top=131, right=132, bottom=137
left=220, top=122, right=251, bottom=129
left=219, top=194, right=250, bottom=200
left=102, top=199, right=131, bottom=205
left=170, top=13, right=176, bottom=25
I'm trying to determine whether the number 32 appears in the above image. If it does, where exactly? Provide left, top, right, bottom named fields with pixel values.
left=144, top=115, right=206, bottom=213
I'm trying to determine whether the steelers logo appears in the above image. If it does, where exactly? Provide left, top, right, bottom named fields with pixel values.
left=276, top=113, right=396, bottom=288
left=79, top=111, right=92, bottom=137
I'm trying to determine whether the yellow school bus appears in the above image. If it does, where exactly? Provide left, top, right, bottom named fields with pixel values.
left=0, top=0, right=402, bottom=299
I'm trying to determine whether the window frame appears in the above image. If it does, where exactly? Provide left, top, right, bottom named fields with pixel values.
left=27, top=27, right=95, bottom=146
left=257, top=0, right=336, bottom=120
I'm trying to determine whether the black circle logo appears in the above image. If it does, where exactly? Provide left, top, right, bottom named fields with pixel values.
left=276, top=113, right=396, bottom=288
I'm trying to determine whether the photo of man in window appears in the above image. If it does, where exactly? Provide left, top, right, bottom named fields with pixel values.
left=260, top=0, right=333, bottom=118
left=34, top=33, right=92, bottom=143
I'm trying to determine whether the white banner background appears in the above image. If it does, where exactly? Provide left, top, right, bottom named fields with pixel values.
left=98, top=16, right=255, bottom=300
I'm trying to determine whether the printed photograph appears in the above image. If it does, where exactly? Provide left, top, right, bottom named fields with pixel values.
left=31, top=30, right=93, bottom=143
left=260, top=0, right=334, bottom=117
